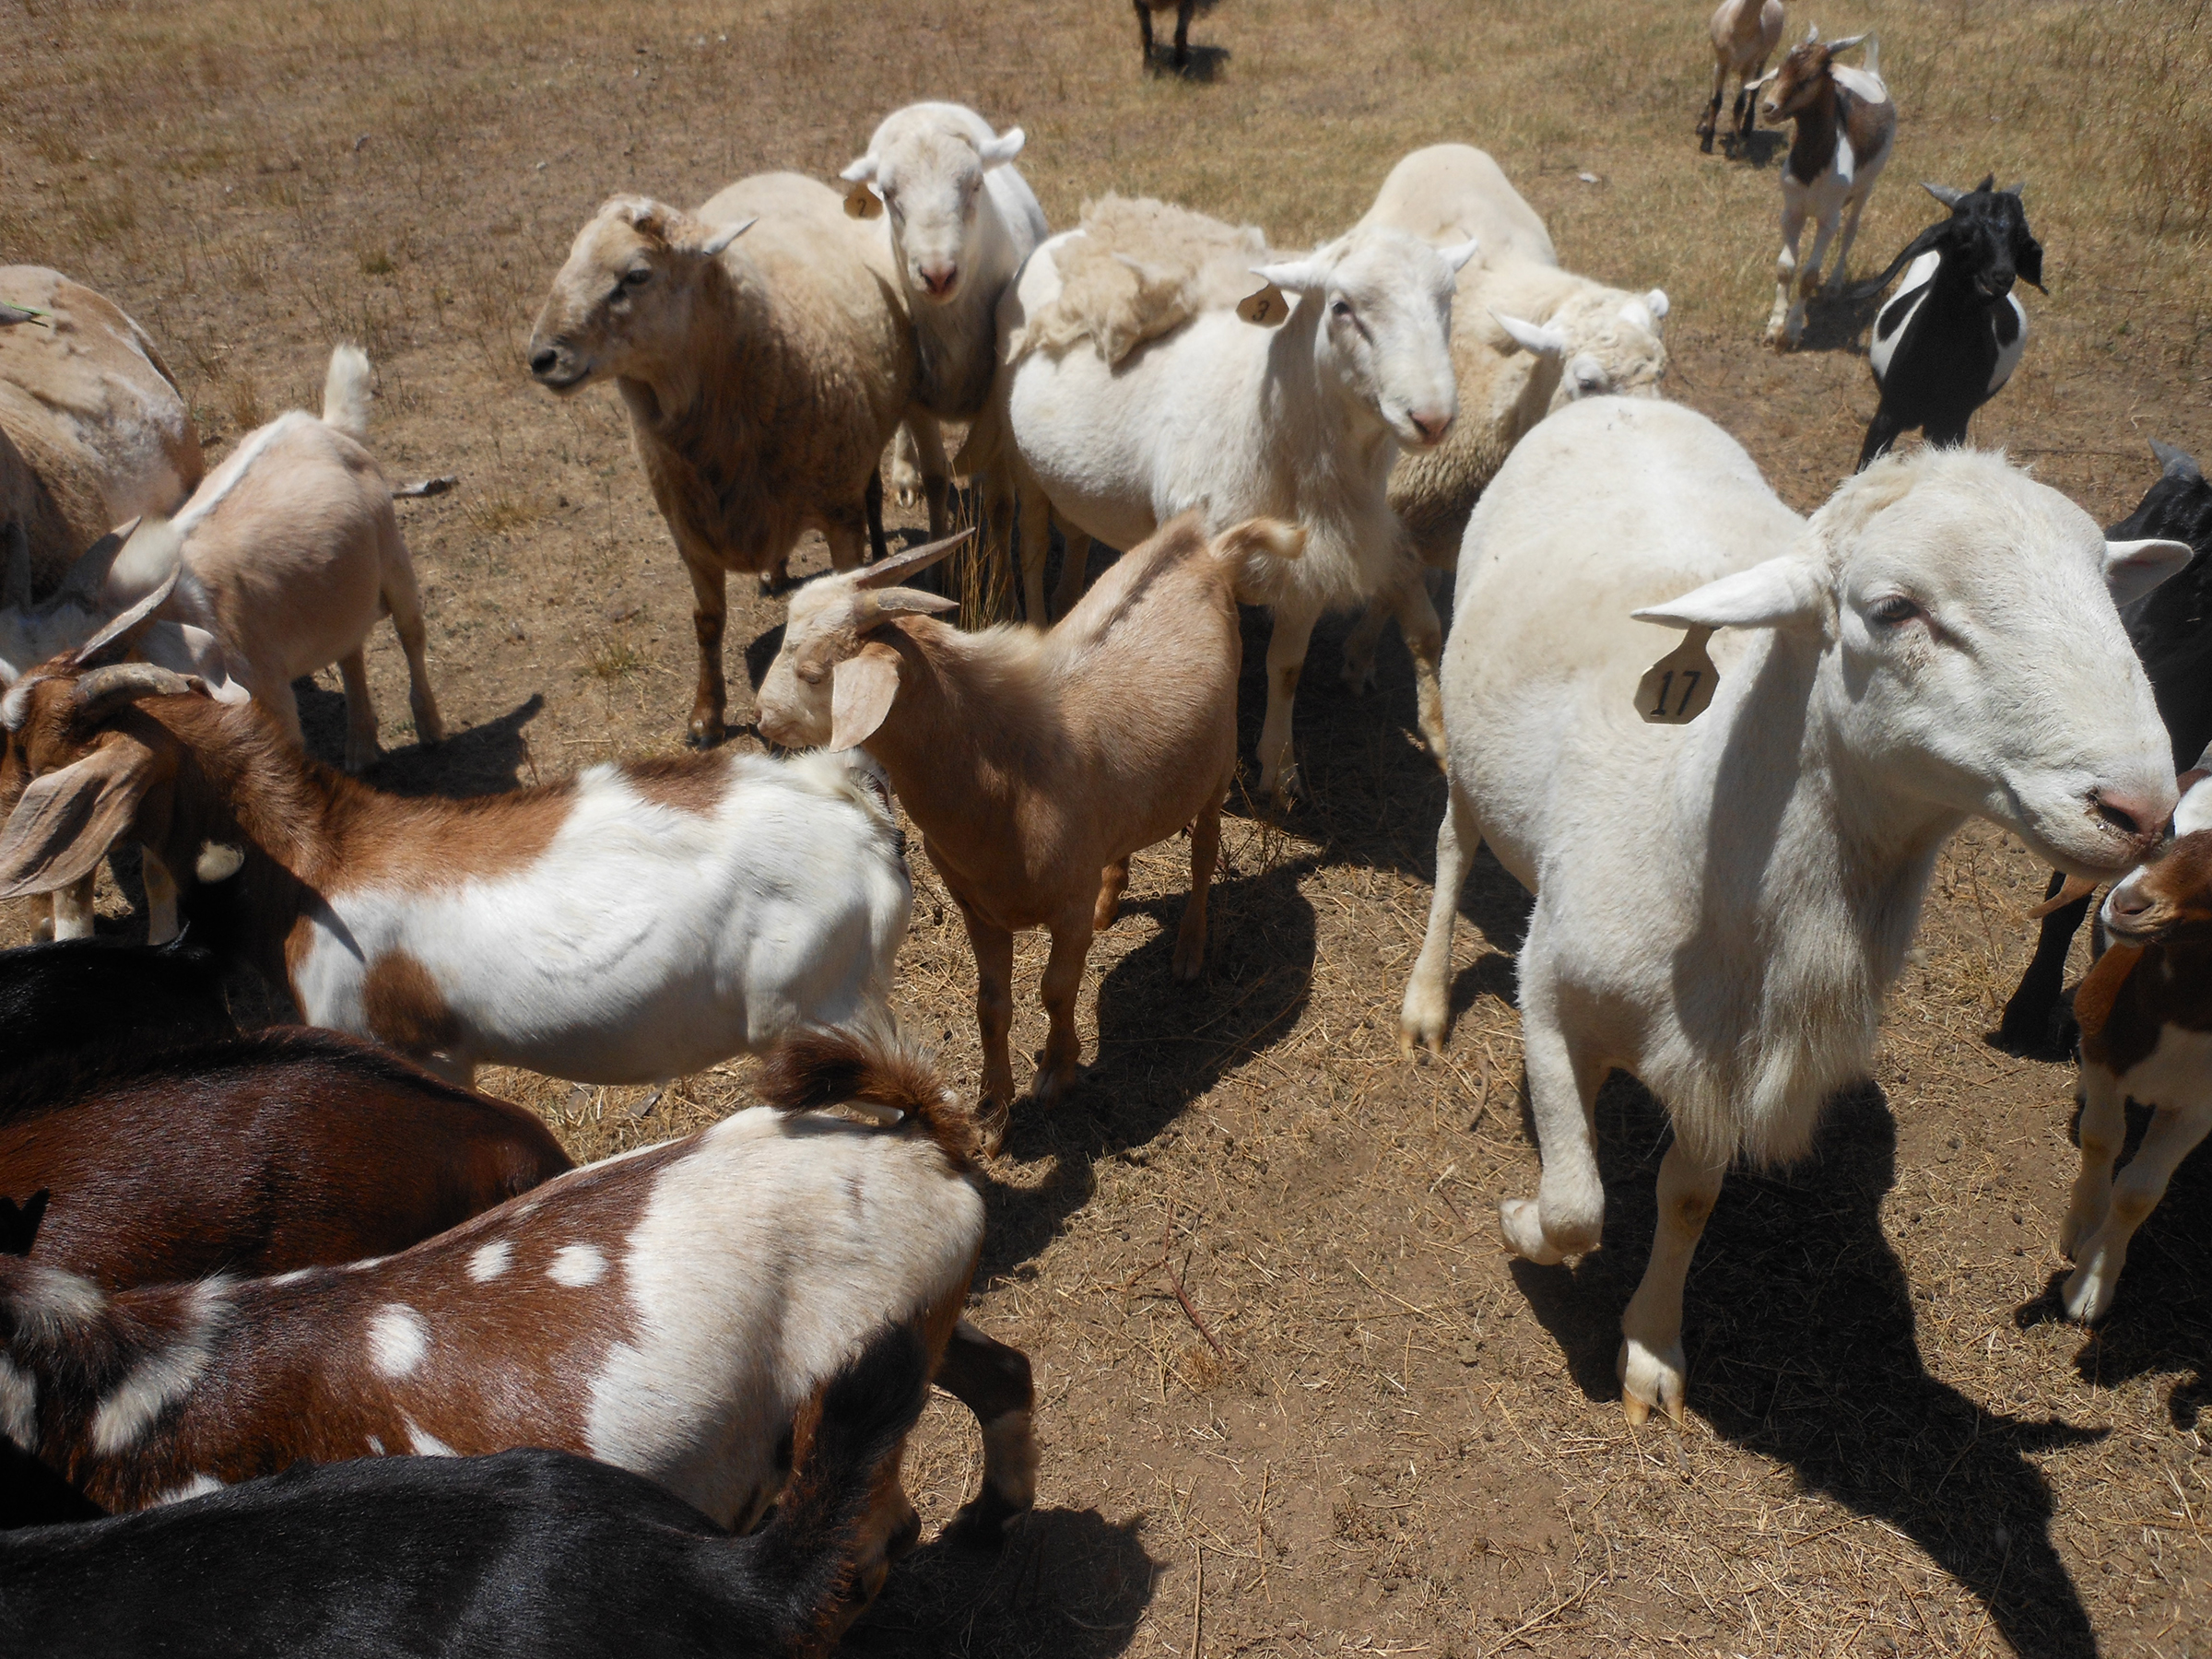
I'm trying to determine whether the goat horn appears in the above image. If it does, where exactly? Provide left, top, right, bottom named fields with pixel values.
left=1922, top=182, right=1967, bottom=209
left=72, top=663, right=196, bottom=722
left=851, top=528, right=976, bottom=591
left=72, top=566, right=181, bottom=668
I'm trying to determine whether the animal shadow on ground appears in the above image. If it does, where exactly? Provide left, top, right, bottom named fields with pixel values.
left=847, top=1507, right=1155, bottom=1657
left=1721, top=127, right=1786, bottom=167
left=1793, top=283, right=1888, bottom=357
left=295, top=678, right=546, bottom=798
left=1512, top=1078, right=2106, bottom=1657
left=1145, top=42, right=1229, bottom=82
left=2015, top=1099, right=2212, bottom=1432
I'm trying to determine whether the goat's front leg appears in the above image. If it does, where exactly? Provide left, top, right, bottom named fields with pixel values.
left=337, top=649, right=382, bottom=772
left=2064, top=1095, right=2212, bottom=1324
left=1134, top=0, right=1154, bottom=62
left=1618, top=1141, right=1727, bottom=1427
left=935, top=1319, right=1039, bottom=1546
left=49, top=873, right=96, bottom=941
left=1172, top=0, right=1193, bottom=66
left=1339, top=593, right=1394, bottom=695
left=1791, top=208, right=1842, bottom=340
left=1173, top=791, right=1225, bottom=982
left=1765, top=194, right=1808, bottom=347
left=1698, top=62, right=1724, bottom=151
left=684, top=556, right=730, bottom=747
left=1389, top=567, right=1448, bottom=763
left=1856, top=403, right=1909, bottom=472
left=1031, top=907, right=1095, bottom=1106
left=1498, top=940, right=1608, bottom=1267
left=1255, top=601, right=1321, bottom=803
left=2060, top=1065, right=2125, bottom=1263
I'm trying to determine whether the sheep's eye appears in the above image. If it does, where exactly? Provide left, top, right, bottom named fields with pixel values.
left=1330, top=300, right=1353, bottom=320
left=1870, top=594, right=1921, bottom=627
left=620, top=267, right=653, bottom=288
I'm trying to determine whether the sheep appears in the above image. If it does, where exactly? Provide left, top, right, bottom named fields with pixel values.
left=1398, top=394, right=2190, bottom=1425
left=0, top=267, right=202, bottom=597
left=0, top=346, right=448, bottom=785
left=1354, top=144, right=1559, bottom=266
left=756, top=519, right=1303, bottom=1140
left=0, top=1323, right=933, bottom=1654
left=2000, top=441, right=2212, bottom=1050
left=1755, top=27, right=1895, bottom=348
left=3, top=1027, right=571, bottom=1291
left=2055, top=774, right=2212, bottom=1324
left=1135, top=0, right=1197, bottom=70
left=527, top=177, right=930, bottom=746
left=993, top=201, right=1477, bottom=798
left=0, top=936, right=235, bottom=1072
left=0, top=1023, right=1036, bottom=1578
left=1852, top=179, right=2042, bottom=468
left=1699, top=0, right=1786, bottom=153
left=0, top=646, right=914, bottom=1090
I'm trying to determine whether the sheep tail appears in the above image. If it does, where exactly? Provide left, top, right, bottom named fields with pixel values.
left=321, top=346, right=373, bottom=442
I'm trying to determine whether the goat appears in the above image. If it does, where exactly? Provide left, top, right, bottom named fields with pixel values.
left=0, top=1322, right=932, bottom=1654
left=756, top=519, right=1302, bottom=1141
left=528, top=179, right=933, bottom=746
left=2000, top=441, right=2212, bottom=1051
left=0, top=648, right=912, bottom=1088
left=2055, top=776, right=2212, bottom=1323
left=0, top=936, right=234, bottom=1073
left=1852, top=179, right=2042, bottom=468
left=1755, top=26, right=1895, bottom=348
left=0, top=1023, right=1037, bottom=1565
left=1135, top=0, right=1197, bottom=69
left=2, top=1027, right=571, bottom=1291
left=1400, top=395, right=2188, bottom=1425
left=1699, top=0, right=1786, bottom=153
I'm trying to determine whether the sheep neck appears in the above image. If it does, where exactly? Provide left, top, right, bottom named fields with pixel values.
left=1257, top=299, right=1400, bottom=558
left=904, top=214, right=1016, bottom=419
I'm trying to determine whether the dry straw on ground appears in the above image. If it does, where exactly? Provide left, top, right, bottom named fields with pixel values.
left=4, top=0, right=2210, bottom=1653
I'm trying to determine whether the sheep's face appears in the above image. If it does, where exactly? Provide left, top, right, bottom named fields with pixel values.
left=844, top=114, right=1026, bottom=307
left=526, top=198, right=750, bottom=392
left=1271, top=229, right=1466, bottom=451
left=1546, top=289, right=1669, bottom=412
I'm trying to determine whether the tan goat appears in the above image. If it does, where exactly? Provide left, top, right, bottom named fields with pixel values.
left=756, top=516, right=1302, bottom=1143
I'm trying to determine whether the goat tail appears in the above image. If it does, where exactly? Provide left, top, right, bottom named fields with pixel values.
left=756, top=1018, right=983, bottom=1165
left=321, top=346, right=373, bottom=442
left=741, top=1322, right=932, bottom=1648
left=1213, top=515, right=1307, bottom=607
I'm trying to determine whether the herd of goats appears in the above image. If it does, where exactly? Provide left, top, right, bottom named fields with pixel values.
left=0, top=2, right=2209, bottom=1651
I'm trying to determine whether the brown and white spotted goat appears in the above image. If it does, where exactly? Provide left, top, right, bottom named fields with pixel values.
left=0, top=1025, right=1037, bottom=1588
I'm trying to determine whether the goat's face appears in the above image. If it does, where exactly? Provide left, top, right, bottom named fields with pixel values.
left=1932, top=181, right=2043, bottom=301
left=1258, top=228, right=1475, bottom=451
left=526, top=198, right=753, bottom=392
left=1758, top=41, right=1833, bottom=124
left=2103, top=822, right=2212, bottom=946
left=843, top=115, right=1024, bottom=306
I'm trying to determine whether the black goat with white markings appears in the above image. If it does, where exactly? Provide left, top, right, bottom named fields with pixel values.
left=1999, top=440, right=2212, bottom=1051
left=1853, top=178, right=2043, bottom=470
left=0, top=1323, right=931, bottom=1659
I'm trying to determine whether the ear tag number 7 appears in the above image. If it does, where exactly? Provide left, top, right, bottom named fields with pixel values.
left=1637, top=627, right=1718, bottom=724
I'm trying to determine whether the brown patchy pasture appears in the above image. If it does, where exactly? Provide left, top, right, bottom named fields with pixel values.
left=4, top=0, right=2210, bottom=1653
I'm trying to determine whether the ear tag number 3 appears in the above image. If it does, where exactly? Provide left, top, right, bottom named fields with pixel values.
left=1637, top=627, right=1718, bottom=724
left=1236, top=283, right=1288, bottom=326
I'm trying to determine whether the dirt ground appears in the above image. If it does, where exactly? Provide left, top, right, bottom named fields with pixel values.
left=4, top=0, right=2210, bottom=1653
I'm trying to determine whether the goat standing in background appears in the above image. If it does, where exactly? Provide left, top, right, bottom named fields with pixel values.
left=1853, top=179, right=2042, bottom=468
left=1699, top=0, right=1785, bottom=154
left=1756, top=26, right=1894, bottom=348
left=1135, top=0, right=1197, bottom=69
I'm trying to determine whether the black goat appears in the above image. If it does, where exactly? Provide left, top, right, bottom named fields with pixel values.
left=0, top=1323, right=930, bottom=1658
left=1999, top=440, right=2212, bottom=1051
left=1853, top=178, right=2043, bottom=470
left=0, top=936, right=234, bottom=1071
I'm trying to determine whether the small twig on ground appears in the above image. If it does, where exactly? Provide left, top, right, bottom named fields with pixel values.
left=392, top=475, right=459, bottom=499
left=1167, top=1252, right=1230, bottom=1363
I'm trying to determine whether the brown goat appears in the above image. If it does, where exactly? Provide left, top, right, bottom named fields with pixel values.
left=756, top=515, right=1302, bottom=1144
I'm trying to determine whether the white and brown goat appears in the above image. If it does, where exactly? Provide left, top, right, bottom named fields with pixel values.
left=757, top=518, right=1302, bottom=1141
left=0, top=639, right=912, bottom=1088
left=1699, top=0, right=1786, bottom=153
left=0, top=1024, right=1037, bottom=1588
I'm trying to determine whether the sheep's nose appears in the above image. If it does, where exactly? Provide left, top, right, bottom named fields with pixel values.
left=1407, top=408, right=1453, bottom=445
left=919, top=265, right=959, bottom=298
left=2093, top=789, right=2164, bottom=849
left=529, top=347, right=559, bottom=377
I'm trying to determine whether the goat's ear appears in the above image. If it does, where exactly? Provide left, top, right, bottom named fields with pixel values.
left=2173, top=771, right=2212, bottom=839
left=2015, top=233, right=2044, bottom=292
left=828, top=641, right=900, bottom=752
left=72, top=566, right=180, bottom=669
left=1, top=521, right=29, bottom=610
left=976, top=127, right=1026, bottom=169
left=0, top=1189, right=47, bottom=1256
left=2105, top=538, right=2194, bottom=608
left=0, top=740, right=156, bottom=899
left=2150, top=439, right=2202, bottom=482
left=695, top=217, right=755, bottom=257
left=1490, top=311, right=1567, bottom=359
left=1747, top=66, right=1778, bottom=89
left=1633, top=556, right=1826, bottom=632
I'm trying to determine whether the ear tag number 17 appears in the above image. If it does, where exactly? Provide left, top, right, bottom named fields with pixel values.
left=1637, top=627, right=1718, bottom=724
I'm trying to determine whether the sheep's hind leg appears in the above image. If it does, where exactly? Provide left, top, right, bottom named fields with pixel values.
left=1618, top=1141, right=1726, bottom=1427
left=1400, top=782, right=1477, bottom=1054
left=1255, top=603, right=1320, bottom=804
left=2064, top=1097, right=2212, bottom=1323
left=1499, top=945, right=1606, bottom=1266
left=935, top=1320, right=1038, bottom=1547
left=1172, top=793, right=1223, bottom=982
left=1030, top=909, right=1095, bottom=1106
left=1698, top=63, right=1724, bottom=152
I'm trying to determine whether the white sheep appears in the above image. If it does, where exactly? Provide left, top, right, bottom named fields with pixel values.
left=1400, top=395, right=2189, bottom=1425
left=993, top=201, right=1476, bottom=798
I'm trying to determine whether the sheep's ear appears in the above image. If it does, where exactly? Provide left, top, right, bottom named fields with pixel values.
left=73, top=567, right=180, bottom=669
left=1643, top=288, right=1670, bottom=324
left=844, top=180, right=885, bottom=220
left=1490, top=311, right=1568, bottom=358
left=977, top=127, right=1025, bottom=168
left=2105, top=538, right=2194, bottom=609
left=1633, top=556, right=1826, bottom=631
left=1438, top=236, right=1480, bottom=275
left=0, top=741, right=155, bottom=899
left=839, top=155, right=879, bottom=184
left=828, top=641, right=900, bottom=752
left=1922, top=182, right=1966, bottom=209
left=696, top=217, right=755, bottom=257
left=1, top=522, right=29, bottom=610
left=2151, top=439, right=2202, bottom=482
left=1251, top=258, right=1328, bottom=296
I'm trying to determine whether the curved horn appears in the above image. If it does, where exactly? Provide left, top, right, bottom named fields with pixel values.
left=72, top=662, right=198, bottom=722
left=72, top=567, right=180, bottom=668
left=1803, top=20, right=1819, bottom=41
left=852, top=528, right=975, bottom=591
left=1922, top=182, right=1967, bottom=209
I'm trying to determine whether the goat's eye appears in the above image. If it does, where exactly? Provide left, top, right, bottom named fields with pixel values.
left=1870, top=594, right=1921, bottom=627
left=620, top=267, right=652, bottom=289
left=796, top=662, right=825, bottom=687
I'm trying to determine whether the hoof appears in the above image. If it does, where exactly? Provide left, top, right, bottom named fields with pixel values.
left=1171, top=935, right=1206, bottom=982
left=942, top=1488, right=1025, bottom=1553
left=1618, top=1335, right=1687, bottom=1428
left=1499, top=1197, right=1569, bottom=1265
left=685, top=721, right=725, bottom=749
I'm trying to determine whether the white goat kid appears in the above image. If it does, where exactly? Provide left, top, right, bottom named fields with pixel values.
left=999, top=223, right=1476, bottom=799
left=1400, top=396, right=2188, bottom=1426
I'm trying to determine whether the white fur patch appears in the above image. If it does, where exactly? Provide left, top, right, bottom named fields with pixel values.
left=2173, top=775, right=2212, bottom=839
left=548, top=1244, right=607, bottom=1288
left=0, top=1354, right=35, bottom=1448
left=345, top=1257, right=388, bottom=1273
left=402, top=1415, right=456, bottom=1457
left=268, top=1268, right=315, bottom=1288
left=367, top=1304, right=430, bottom=1379
left=367, top=1435, right=385, bottom=1455
left=468, top=1240, right=512, bottom=1283
left=91, top=1315, right=218, bottom=1456
left=153, top=1473, right=224, bottom=1507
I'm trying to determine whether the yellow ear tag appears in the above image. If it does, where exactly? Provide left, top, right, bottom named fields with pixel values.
left=844, top=181, right=883, bottom=220
left=1236, top=282, right=1288, bottom=326
left=1637, top=627, right=1718, bottom=724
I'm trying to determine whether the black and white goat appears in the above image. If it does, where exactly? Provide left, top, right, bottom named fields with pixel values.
left=2000, top=441, right=2212, bottom=1050
left=1853, top=178, right=2043, bottom=469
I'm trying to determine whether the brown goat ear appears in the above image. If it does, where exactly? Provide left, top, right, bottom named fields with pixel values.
left=73, top=566, right=181, bottom=668
left=0, top=741, right=155, bottom=899
left=828, top=641, right=901, bottom=752
left=852, top=529, right=974, bottom=592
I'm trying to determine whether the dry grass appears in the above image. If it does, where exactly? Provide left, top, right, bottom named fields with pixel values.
left=4, top=0, right=2211, bottom=1653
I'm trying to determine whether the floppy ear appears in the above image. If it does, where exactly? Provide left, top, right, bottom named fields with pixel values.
left=1252, top=257, right=1328, bottom=295
left=828, top=641, right=901, bottom=751
left=977, top=127, right=1026, bottom=168
left=0, top=740, right=157, bottom=899
left=1643, top=288, right=1670, bottom=324
left=73, top=566, right=180, bottom=668
left=1, top=522, right=29, bottom=609
left=2105, top=538, right=2194, bottom=608
left=1490, top=311, right=1568, bottom=358
left=697, top=217, right=755, bottom=257
left=0, top=1189, right=47, bottom=1256
left=1747, top=66, right=1778, bottom=89
left=1632, top=556, right=1827, bottom=631
left=2014, top=232, right=2044, bottom=292
left=1438, top=236, right=1480, bottom=275
left=2150, top=439, right=2202, bottom=482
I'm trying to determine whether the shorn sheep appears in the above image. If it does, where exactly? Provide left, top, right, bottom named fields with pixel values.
left=528, top=177, right=928, bottom=745
left=1401, top=395, right=2188, bottom=1425
left=1699, top=0, right=1786, bottom=153
left=994, top=200, right=1477, bottom=798
left=1756, top=27, right=1895, bottom=348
